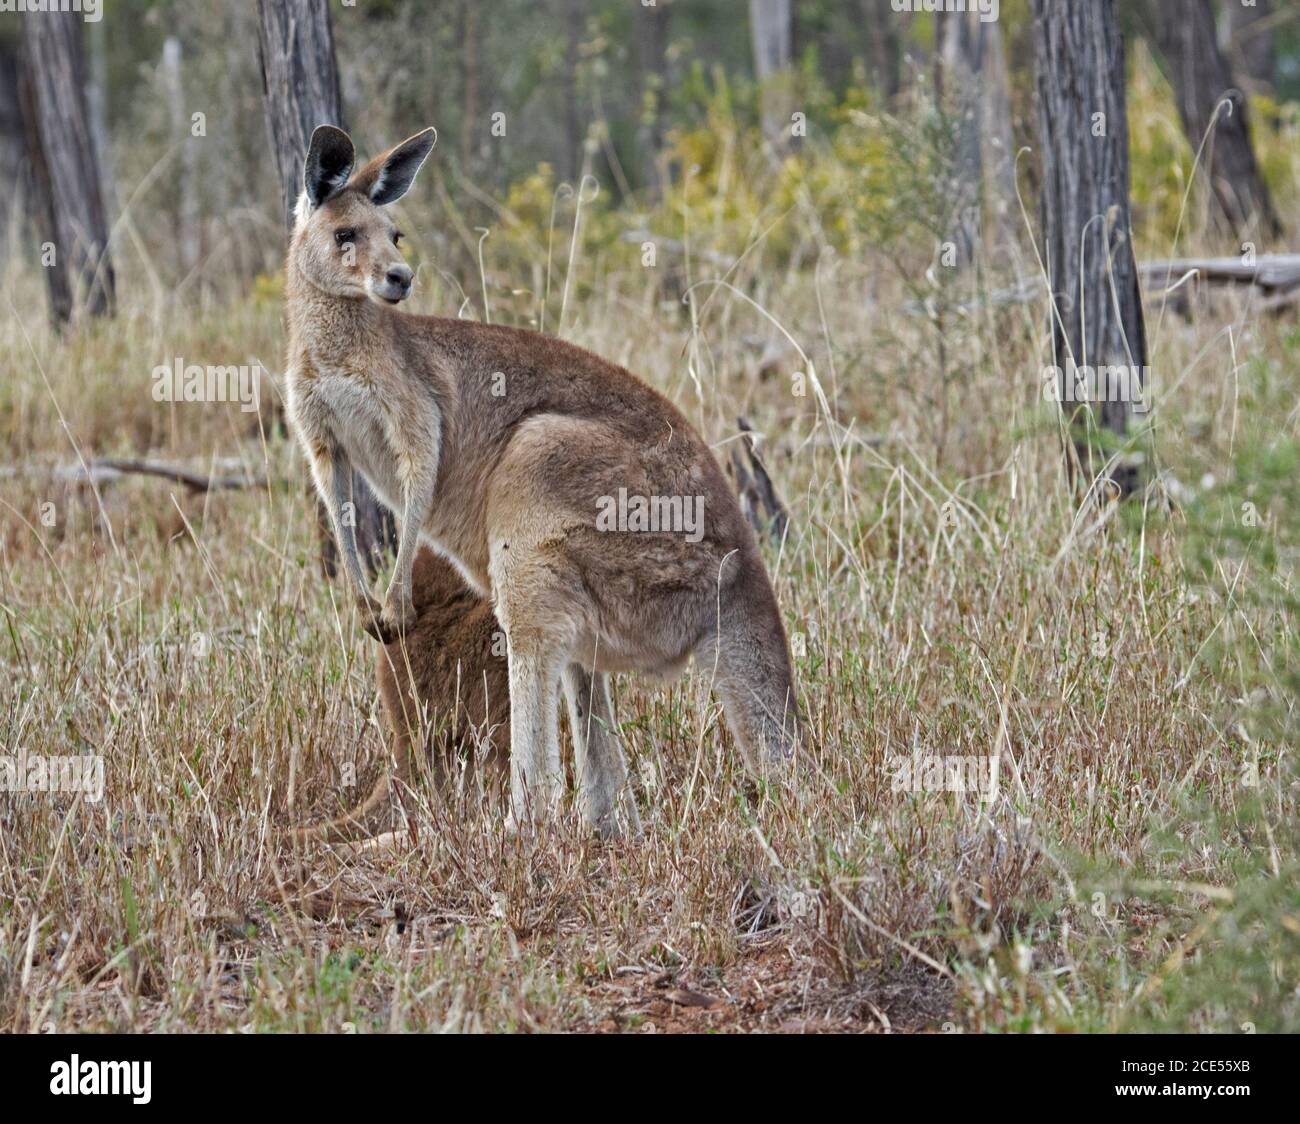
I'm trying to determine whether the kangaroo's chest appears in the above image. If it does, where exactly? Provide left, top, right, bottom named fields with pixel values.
left=310, top=370, right=405, bottom=507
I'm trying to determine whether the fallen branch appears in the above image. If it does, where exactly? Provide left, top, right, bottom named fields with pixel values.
left=1139, top=253, right=1300, bottom=293
left=2, top=460, right=268, bottom=490
left=901, top=253, right=1300, bottom=315
left=90, top=458, right=267, bottom=492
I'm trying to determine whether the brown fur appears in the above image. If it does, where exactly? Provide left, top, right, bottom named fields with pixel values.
left=299, top=427, right=791, bottom=844
left=285, top=126, right=801, bottom=839
left=295, top=547, right=509, bottom=843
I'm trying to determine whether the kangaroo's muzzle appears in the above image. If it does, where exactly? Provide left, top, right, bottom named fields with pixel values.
left=373, top=263, right=413, bottom=304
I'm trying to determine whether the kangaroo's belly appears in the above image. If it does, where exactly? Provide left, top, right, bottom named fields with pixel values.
left=418, top=515, right=491, bottom=598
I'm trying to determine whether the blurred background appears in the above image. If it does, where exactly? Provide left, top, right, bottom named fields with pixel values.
left=2, top=0, right=1297, bottom=318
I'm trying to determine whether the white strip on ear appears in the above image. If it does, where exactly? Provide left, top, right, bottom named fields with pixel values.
left=293, top=189, right=314, bottom=229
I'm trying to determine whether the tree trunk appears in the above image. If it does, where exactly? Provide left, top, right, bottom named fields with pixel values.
left=562, top=0, right=583, bottom=181
left=936, top=11, right=987, bottom=271
left=161, top=37, right=200, bottom=276
left=1229, top=0, right=1276, bottom=97
left=936, top=13, right=1020, bottom=267
left=0, top=39, right=27, bottom=264
left=982, top=20, right=1019, bottom=257
left=255, top=0, right=395, bottom=578
left=255, top=0, right=344, bottom=231
left=19, top=11, right=115, bottom=323
left=749, top=0, right=793, bottom=151
left=460, top=0, right=479, bottom=173
left=85, top=14, right=113, bottom=224
left=1032, top=0, right=1147, bottom=498
left=635, top=0, right=672, bottom=195
left=860, top=0, right=901, bottom=102
left=1147, top=0, right=1279, bottom=240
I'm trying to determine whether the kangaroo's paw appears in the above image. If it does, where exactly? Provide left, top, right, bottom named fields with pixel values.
left=380, top=591, right=416, bottom=638
left=356, top=591, right=399, bottom=644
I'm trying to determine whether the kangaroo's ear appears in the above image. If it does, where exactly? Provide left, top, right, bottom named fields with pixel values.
left=304, top=125, right=356, bottom=209
left=366, top=128, right=437, bottom=206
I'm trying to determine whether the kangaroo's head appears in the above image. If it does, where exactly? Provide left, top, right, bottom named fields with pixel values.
left=290, top=125, right=436, bottom=306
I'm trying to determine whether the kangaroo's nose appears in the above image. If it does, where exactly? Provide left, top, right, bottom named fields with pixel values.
left=386, top=265, right=413, bottom=289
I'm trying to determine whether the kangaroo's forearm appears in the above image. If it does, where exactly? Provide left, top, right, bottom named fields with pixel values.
left=387, top=478, right=433, bottom=609
left=312, top=446, right=370, bottom=598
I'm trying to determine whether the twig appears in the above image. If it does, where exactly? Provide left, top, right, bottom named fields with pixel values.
left=91, top=458, right=267, bottom=492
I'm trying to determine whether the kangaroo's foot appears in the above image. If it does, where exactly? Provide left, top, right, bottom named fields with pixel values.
left=357, top=591, right=415, bottom=645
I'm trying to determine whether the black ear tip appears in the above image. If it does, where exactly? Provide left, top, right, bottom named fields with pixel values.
left=405, top=127, right=436, bottom=154
left=310, top=124, right=352, bottom=151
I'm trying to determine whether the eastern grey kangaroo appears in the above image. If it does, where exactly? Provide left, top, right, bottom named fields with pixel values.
left=285, top=125, right=800, bottom=836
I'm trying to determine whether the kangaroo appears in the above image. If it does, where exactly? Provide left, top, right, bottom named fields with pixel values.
left=295, top=428, right=792, bottom=844
left=294, top=546, right=510, bottom=843
left=285, top=125, right=801, bottom=837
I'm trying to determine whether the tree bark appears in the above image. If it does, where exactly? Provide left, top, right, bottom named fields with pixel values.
left=255, top=0, right=344, bottom=231
left=635, top=0, right=672, bottom=195
left=19, top=11, right=115, bottom=323
left=1032, top=0, right=1147, bottom=497
left=1229, top=0, right=1276, bottom=97
left=749, top=0, right=793, bottom=151
left=1147, top=0, right=1279, bottom=240
left=255, top=0, right=395, bottom=578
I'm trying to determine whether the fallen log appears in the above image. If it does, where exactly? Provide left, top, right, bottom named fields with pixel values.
left=0, top=458, right=269, bottom=491
left=900, top=254, right=1300, bottom=315
left=1139, top=254, right=1300, bottom=293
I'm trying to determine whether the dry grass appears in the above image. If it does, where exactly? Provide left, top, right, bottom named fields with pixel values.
left=0, top=182, right=1296, bottom=1032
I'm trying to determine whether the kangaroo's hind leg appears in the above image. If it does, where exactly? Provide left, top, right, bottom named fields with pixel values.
left=562, top=665, right=641, bottom=839
left=501, top=623, right=567, bottom=833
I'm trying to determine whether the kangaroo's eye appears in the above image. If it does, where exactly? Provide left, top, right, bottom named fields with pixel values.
left=334, top=228, right=355, bottom=247
left=391, top=230, right=403, bottom=247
